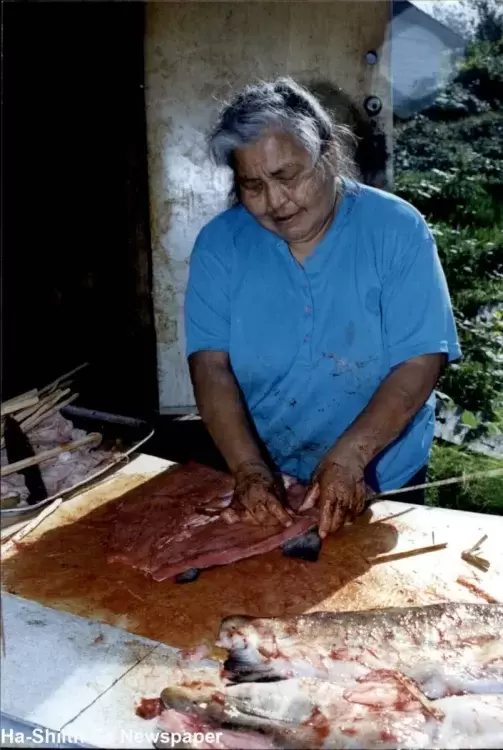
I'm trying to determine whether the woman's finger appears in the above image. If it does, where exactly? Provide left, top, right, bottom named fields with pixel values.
left=265, top=494, right=293, bottom=526
left=221, top=508, right=241, bottom=524
left=329, top=488, right=348, bottom=534
left=318, top=487, right=338, bottom=538
left=346, top=481, right=364, bottom=523
left=298, top=482, right=320, bottom=512
left=355, top=482, right=367, bottom=518
left=239, top=492, right=269, bottom=525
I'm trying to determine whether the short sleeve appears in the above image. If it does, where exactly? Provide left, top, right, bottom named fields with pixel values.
left=184, top=217, right=233, bottom=358
left=380, top=207, right=462, bottom=369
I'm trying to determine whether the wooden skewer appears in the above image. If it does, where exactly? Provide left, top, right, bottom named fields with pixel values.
left=1, top=395, right=39, bottom=416
left=20, top=388, right=71, bottom=431
left=461, top=534, right=490, bottom=572
left=22, top=393, right=80, bottom=435
left=456, top=576, right=500, bottom=604
left=39, top=363, right=88, bottom=397
left=368, top=543, right=447, bottom=565
left=1, top=388, right=38, bottom=410
left=375, top=468, right=503, bottom=498
left=1, top=433, right=101, bottom=477
left=0, top=390, right=76, bottom=450
left=467, top=534, right=488, bottom=554
left=13, top=388, right=66, bottom=425
left=1, top=498, right=63, bottom=556
left=393, top=671, right=445, bottom=720
left=304, top=468, right=503, bottom=513
left=461, top=551, right=490, bottom=572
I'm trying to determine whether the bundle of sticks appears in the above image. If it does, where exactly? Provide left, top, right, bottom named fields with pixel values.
left=0, top=363, right=87, bottom=450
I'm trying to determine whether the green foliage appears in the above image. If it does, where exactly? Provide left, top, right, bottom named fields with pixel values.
left=394, top=167, right=503, bottom=227
left=457, top=38, right=503, bottom=108
left=393, top=26, right=503, bottom=425
left=427, top=442, right=503, bottom=514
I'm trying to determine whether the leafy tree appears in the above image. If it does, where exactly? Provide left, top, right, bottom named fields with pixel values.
left=429, top=0, right=502, bottom=42
left=393, top=12, right=503, bottom=426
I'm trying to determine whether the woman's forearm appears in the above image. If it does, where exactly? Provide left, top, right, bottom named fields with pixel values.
left=335, top=353, right=446, bottom=465
left=188, top=351, right=265, bottom=474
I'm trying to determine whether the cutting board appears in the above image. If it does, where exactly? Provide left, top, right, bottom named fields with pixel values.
left=1, top=455, right=502, bottom=652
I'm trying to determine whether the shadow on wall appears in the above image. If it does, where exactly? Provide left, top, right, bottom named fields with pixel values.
left=307, top=80, right=389, bottom=189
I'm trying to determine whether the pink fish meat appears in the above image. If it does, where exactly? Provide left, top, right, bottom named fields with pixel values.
left=107, top=462, right=317, bottom=582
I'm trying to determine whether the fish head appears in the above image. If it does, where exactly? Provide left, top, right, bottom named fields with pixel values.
left=216, top=616, right=260, bottom=651
left=161, top=682, right=224, bottom=716
left=217, top=616, right=295, bottom=682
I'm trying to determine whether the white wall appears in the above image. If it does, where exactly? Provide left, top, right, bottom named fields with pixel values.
left=145, top=1, right=392, bottom=412
left=391, top=7, right=465, bottom=118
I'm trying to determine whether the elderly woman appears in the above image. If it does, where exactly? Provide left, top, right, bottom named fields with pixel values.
left=184, top=77, right=461, bottom=538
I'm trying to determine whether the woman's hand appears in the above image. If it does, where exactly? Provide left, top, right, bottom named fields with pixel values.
left=300, top=445, right=370, bottom=538
left=230, top=461, right=293, bottom=527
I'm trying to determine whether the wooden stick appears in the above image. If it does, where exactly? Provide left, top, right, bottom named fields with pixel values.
left=461, top=535, right=490, bottom=572
left=39, top=363, right=88, bottom=397
left=376, top=468, right=503, bottom=499
left=22, top=393, right=80, bottom=435
left=393, top=671, right=445, bottom=720
left=1, top=518, right=28, bottom=542
left=305, top=468, right=503, bottom=513
left=17, top=426, right=157, bottom=506
left=461, top=551, right=490, bottom=572
left=1, top=388, right=38, bottom=410
left=1, top=395, right=39, bottom=416
left=1, top=498, right=63, bottom=555
left=0, top=391, right=77, bottom=450
left=20, top=388, right=71, bottom=430
left=368, top=543, right=447, bottom=565
left=13, top=389, right=65, bottom=425
left=456, top=576, right=500, bottom=604
left=1, top=433, right=101, bottom=477
left=467, top=534, right=488, bottom=554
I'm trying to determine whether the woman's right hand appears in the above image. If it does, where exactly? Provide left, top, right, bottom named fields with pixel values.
left=229, top=461, right=293, bottom=527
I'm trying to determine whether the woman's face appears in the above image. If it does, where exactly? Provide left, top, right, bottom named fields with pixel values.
left=234, top=129, right=336, bottom=246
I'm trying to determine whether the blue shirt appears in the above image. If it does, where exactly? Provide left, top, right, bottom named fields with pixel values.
left=184, top=182, right=461, bottom=491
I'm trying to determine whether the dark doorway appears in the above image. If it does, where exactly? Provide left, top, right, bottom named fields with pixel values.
left=2, top=1, right=158, bottom=419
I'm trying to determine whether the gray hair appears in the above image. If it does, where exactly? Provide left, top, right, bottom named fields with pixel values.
left=208, top=77, right=359, bottom=202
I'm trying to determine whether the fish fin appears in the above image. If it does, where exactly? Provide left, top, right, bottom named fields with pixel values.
left=175, top=568, right=201, bottom=584
left=223, top=658, right=279, bottom=683
left=281, top=530, right=321, bottom=562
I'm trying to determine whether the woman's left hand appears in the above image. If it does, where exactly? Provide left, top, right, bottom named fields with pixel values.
left=300, top=445, right=370, bottom=538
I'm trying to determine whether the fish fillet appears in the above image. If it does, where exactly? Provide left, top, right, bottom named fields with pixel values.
left=107, top=462, right=318, bottom=582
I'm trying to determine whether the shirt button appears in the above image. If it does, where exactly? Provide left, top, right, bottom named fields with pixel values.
left=305, top=305, right=312, bottom=314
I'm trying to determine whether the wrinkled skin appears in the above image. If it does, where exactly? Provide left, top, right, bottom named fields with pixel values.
left=300, top=445, right=371, bottom=537
left=234, top=128, right=338, bottom=260
left=230, top=461, right=293, bottom=527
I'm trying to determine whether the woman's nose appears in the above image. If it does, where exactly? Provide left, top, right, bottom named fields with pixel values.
left=266, top=181, right=288, bottom=212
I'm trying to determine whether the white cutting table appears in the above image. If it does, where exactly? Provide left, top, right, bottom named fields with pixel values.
left=1, top=453, right=502, bottom=748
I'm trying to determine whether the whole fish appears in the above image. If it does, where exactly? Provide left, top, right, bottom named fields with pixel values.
left=159, top=675, right=503, bottom=749
left=216, top=603, right=503, bottom=699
